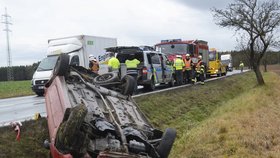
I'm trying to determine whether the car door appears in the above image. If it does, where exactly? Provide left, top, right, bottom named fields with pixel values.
left=160, top=54, right=173, bottom=82
left=150, top=52, right=162, bottom=83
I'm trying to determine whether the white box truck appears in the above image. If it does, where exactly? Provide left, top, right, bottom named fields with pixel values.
left=221, top=54, right=233, bottom=72
left=31, top=35, right=117, bottom=96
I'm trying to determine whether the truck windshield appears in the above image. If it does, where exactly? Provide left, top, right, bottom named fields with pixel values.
left=157, top=44, right=188, bottom=55
left=209, top=51, right=216, bottom=61
left=36, top=56, right=58, bottom=71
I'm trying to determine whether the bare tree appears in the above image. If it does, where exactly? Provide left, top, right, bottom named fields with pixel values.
left=212, top=0, right=280, bottom=85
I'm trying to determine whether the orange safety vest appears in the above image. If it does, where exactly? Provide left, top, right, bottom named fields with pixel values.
left=91, top=61, right=99, bottom=73
left=184, top=59, right=192, bottom=70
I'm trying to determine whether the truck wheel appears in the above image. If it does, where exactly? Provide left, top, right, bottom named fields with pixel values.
left=157, top=128, right=176, bottom=158
left=53, top=54, right=70, bottom=77
left=217, top=70, right=222, bottom=77
left=120, top=75, right=135, bottom=95
left=94, top=72, right=119, bottom=84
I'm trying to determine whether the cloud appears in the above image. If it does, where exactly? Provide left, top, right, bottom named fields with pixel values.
left=0, top=0, right=237, bottom=67
left=173, top=0, right=233, bottom=10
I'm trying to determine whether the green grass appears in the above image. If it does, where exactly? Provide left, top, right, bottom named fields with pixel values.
left=174, top=72, right=280, bottom=158
left=0, top=80, right=34, bottom=99
left=135, top=72, right=258, bottom=157
left=0, top=118, right=49, bottom=158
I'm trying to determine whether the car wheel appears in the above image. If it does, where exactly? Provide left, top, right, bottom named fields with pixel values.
left=35, top=91, right=44, bottom=96
left=120, top=75, right=136, bottom=95
left=157, top=128, right=176, bottom=158
left=148, top=78, right=156, bottom=91
left=168, top=75, right=175, bottom=87
left=53, top=54, right=70, bottom=77
left=94, top=72, right=119, bottom=84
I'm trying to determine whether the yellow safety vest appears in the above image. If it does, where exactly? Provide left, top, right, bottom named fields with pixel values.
left=108, top=57, right=120, bottom=69
left=125, top=59, right=140, bottom=68
left=173, top=58, right=184, bottom=70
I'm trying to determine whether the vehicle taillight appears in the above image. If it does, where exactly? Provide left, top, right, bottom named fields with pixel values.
left=142, top=67, right=148, bottom=74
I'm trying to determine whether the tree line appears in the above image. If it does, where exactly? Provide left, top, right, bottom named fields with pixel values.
left=0, top=63, right=39, bottom=81
left=0, top=50, right=279, bottom=82
left=222, top=51, right=280, bottom=69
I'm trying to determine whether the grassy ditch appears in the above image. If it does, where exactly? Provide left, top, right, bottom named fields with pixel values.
left=135, top=71, right=280, bottom=158
left=171, top=72, right=280, bottom=158
left=0, top=80, right=34, bottom=99
left=135, top=72, right=258, bottom=157
left=0, top=118, right=49, bottom=158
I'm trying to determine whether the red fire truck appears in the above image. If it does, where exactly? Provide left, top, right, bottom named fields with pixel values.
left=155, top=39, right=209, bottom=64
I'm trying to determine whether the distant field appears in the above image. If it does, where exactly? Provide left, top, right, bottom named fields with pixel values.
left=0, top=80, right=34, bottom=99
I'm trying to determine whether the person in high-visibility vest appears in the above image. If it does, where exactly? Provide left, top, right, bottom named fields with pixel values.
left=173, top=55, right=185, bottom=85
left=125, top=57, right=140, bottom=93
left=89, top=55, right=99, bottom=74
left=239, top=61, right=244, bottom=73
left=183, top=54, right=193, bottom=84
left=192, top=55, right=205, bottom=85
left=108, top=53, right=120, bottom=72
left=125, top=58, right=140, bottom=69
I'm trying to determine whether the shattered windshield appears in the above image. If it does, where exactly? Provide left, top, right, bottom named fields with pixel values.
left=36, top=56, right=59, bottom=71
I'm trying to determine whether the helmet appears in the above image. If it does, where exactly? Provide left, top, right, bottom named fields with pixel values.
left=186, top=54, right=190, bottom=57
left=198, top=55, right=202, bottom=59
left=176, top=55, right=182, bottom=58
left=89, top=55, right=96, bottom=61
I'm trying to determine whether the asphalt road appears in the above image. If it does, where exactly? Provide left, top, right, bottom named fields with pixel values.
left=0, top=69, right=244, bottom=126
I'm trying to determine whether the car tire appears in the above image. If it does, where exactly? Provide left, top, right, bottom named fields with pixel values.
left=168, top=75, right=175, bottom=87
left=145, top=78, right=155, bottom=91
left=53, top=54, right=70, bottom=77
left=35, top=91, right=44, bottom=96
left=157, top=128, right=176, bottom=158
left=120, top=75, right=136, bottom=95
left=93, top=72, right=119, bottom=84
left=45, top=54, right=70, bottom=88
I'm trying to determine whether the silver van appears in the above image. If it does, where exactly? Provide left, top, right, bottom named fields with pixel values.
left=107, top=46, right=175, bottom=91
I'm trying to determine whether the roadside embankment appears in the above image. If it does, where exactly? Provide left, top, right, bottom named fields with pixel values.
left=135, top=70, right=280, bottom=157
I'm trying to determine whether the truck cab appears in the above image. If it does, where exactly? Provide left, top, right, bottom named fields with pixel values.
left=221, top=54, right=233, bottom=72
left=31, top=35, right=117, bottom=96
left=207, top=48, right=227, bottom=77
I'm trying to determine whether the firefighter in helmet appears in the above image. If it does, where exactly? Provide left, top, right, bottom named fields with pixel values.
left=192, top=55, right=205, bottom=85
left=89, top=55, right=99, bottom=74
left=183, top=53, right=193, bottom=84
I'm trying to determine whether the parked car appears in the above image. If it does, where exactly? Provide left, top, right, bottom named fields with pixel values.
left=106, top=46, right=175, bottom=91
left=44, top=54, right=176, bottom=158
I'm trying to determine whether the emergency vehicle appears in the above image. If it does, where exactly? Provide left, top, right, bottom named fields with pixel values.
left=207, top=48, right=227, bottom=77
left=155, top=39, right=209, bottom=65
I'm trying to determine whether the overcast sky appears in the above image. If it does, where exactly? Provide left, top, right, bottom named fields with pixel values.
left=0, top=0, right=238, bottom=67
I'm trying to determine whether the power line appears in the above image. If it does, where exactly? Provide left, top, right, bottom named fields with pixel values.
left=2, top=7, right=13, bottom=81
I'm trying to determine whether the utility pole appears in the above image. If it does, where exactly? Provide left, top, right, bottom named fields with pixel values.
left=2, top=7, right=13, bottom=81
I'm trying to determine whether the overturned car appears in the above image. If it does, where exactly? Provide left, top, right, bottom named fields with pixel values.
left=44, top=54, right=176, bottom=158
